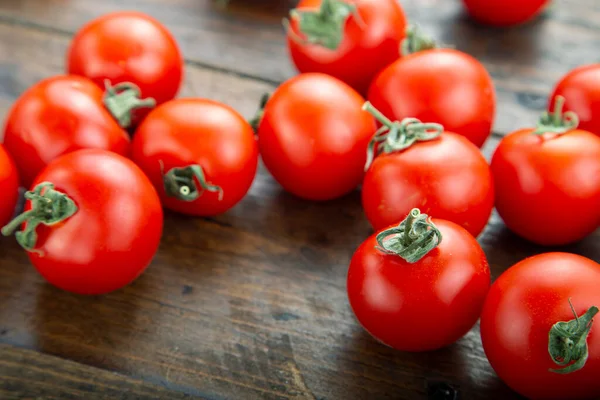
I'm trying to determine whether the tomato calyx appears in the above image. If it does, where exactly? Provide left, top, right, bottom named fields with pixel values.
left=284, top=0, right=365, bottom=51
left=362, top=101, right=443, bottom=170
left=1, top=182, right=78, bottom=253
left=104, top=80, right=156, bottom=129
left=249, top=93, right=270, bottom=133
left=548, top=299, right=599, bottom=374
left=159, top=161, right=224, bottom=202
left=401, top=25, right=437, bottom=56
left=534, top=95, right=579, bottom=136
left=375, top=208, right=442, bottom=263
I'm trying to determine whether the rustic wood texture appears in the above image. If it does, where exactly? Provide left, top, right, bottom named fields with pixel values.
left=0, top=1, right=598, bottom=400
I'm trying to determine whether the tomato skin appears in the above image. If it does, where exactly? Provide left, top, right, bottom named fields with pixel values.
left=491, top=128, right=600, bottom=245
left=132, top=99, right=259, bottom=216
left=362, top=133, right=494, bottom=237
left=25, top=149, right=163, bottom=295
left=462, top=0, right=549, bottom=27
left=2, top=75, right=131, bottom=188
left=287, top=0, right=407, bottom=95
left=347, top=219, right=490, bottom=351
left=550, top=64, right=600, bottom=137
left=0, top=144, right=19, bottom=228
left=480, top=253, right=600, bottom=400
left=368, top=49, right=495, bottom=148
left=258, top=73, right=375, bottom=201
left=67, top=11, right=183, bottom=106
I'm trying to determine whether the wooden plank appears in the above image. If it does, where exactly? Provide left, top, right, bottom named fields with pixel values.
left=0, top=20, right=598, bottom=400
left=0, top=0, right=599, bottom=135
left=0, top=344, right=201, bottom=399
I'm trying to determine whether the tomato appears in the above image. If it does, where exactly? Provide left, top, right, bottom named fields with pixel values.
left=67, top=11, right=183, bottom=107
left=361, top=102, right=494, bottom=237
left=347, top=209, right=490, bottom=351
left=550, top=64, right=600, bottom=137
left=491, top=97, right=600, bottom=246
left=0, top=144, right=19, bottom=228
left=1, top=149, right=163, bottom=295
left=481, top=253, right=600, bottom=400
left=132, top=99, right=258, bottom=216
left=2, top=75, right=136, bottom=188
left=286, top=0, right=407, bottom=95
left=461, top=0, right=549, bottom=27
left=367, top=28, right=495, bottom=148
left=257, top=73, right=375, bottom=201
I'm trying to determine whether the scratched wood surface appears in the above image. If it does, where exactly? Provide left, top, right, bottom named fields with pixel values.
left=0, top=1, right=598, bottom=399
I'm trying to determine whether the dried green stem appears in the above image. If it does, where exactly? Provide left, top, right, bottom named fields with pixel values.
left=401, top=25, right=437, bottom=56
left=160, top=161, right=223, bottom=202
left=535, top=95, right=579, bottom=135
left=104, top=80, right=156, bottom=129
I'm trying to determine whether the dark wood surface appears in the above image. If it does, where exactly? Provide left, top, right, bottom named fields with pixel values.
left=0, top=1, right=598, bottom=399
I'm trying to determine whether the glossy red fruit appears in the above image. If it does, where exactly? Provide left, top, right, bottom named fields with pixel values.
left=347, top=209, right=491, bottom=351
left=0, top=144, right=19, bottom=228
left=1, top=149, right=163, bottom=295
left=462, top=0, right=549, bottom=27
left=481, top=253, right=600, bottom=400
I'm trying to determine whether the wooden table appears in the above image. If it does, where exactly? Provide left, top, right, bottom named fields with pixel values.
left=0, top=1, right=598, bottom=399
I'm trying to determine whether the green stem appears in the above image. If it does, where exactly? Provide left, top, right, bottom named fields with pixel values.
left=375, top=208, right=442, bottom=263
left=283, top=0, right=363, bottom=50
left=362, top=102, right=444, bottom=170
left=249, top=93, right=270, bottom=133
left=549, top=300, right=598, bottom=374
left=1, top=182, right=78, bottom=253
left=103, top=80, right=156, bottom=129
left=160, top=161, right=223, bottom=202
left=534, top=95, right=579, bottom=135
left=401, top=25, right=437, bottom=56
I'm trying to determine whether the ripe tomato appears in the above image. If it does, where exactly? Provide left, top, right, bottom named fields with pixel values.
left=257, top=73, right=375, bottom=201
left=481, top=253, right=600, bottom=400
left=286, top=0, right=407, bottom=95
left=132, top=99, right=258, bottom=216
left=1, top=149, right=163, bottom=295
left=67, top=11, right=183, bottom=107
left=2, top=75, right=134, bottom=188
left=0, top=144, right=19, bottom=228
left=461, top=0, right=549, bottom=27
left=491, top=97, right=600, bottom=246
left=550, top=64, right=600, bottom=137
left=347, top=209, right=490, bottom=351
left=361, top=102, right=494, bottom=237
left=368, top=28, right=495, bottom=148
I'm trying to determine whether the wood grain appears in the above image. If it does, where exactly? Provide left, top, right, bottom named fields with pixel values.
left=1, top=0, right=599, bottom=135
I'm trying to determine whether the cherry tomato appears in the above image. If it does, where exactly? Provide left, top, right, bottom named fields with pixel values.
left=550, top=64, right=600, bottom=137
left=347, top=209, right=490, bottom=351
left=361, top=102, right=494, bottom=237
left=481, top=253, right=600, bottom=400
left=257, top=73, right=375, bottom=201
left=0, top=144, right=19, bottom=228
left=462, top=0, right=549, bottom=27
left=2, top=75, right=134, bottom=188
left=67, top=11, right=183, bottom=107
left=286, top=0, right=407, bottom=95
left=132, top=99, right=258, bottom=216
left=368, top=28, right=495, bottom=148
left=491, top=97, right=600, bottom=246
left=1, top=149, right=163, bottom=295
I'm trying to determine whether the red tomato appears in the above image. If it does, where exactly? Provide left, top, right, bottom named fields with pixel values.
left=132, top=99, right=258, bottom=216
left=462, top=0, right=549, bottom=27
left=1, top=149, right=163, bottom=295
left=286, top=0, right=407, bottom=95
left=67, top=11, right=183, bottom=107
left=361, top=102, right=494, bottom=237
left=0, top=144, right=19, bottom=228
left=257, top=73, right=375, bottom=201
left=491, top=98, right=600, bottom=246
left=481, top=253, right=600, bottom=400
left=550, top=64, right=600, bottom=137
left=2, top=75, right=132, bottom=188
left=368, top=29, right=495, bottom=148
left=347, top=209, right=490, bottom=351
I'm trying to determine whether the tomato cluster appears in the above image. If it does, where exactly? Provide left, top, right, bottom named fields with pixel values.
left=0, top=3, right=599, bottom=399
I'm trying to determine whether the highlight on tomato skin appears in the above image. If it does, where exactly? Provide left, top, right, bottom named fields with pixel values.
left=347, top=209, right=491, bottom=352
left=461, top=0, right=550, bottom=27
